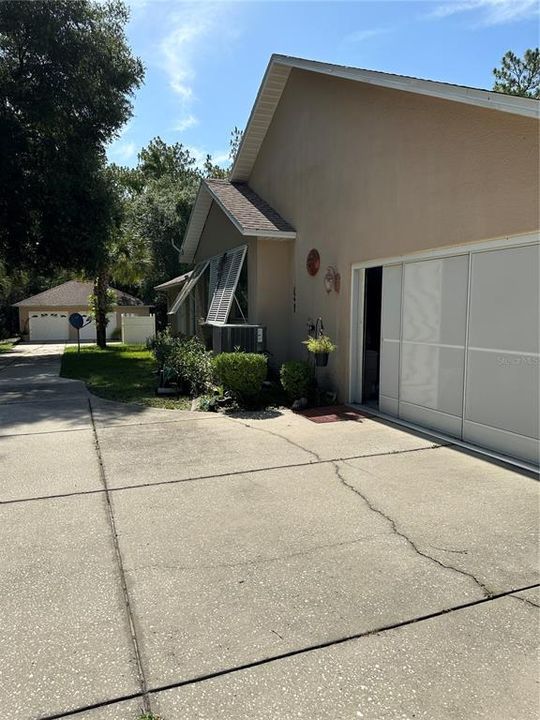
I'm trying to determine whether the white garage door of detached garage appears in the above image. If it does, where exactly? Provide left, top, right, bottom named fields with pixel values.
left=78, top=313, right=118, bottom=341
left=351, top=234, right=539, bottom=465
left=28, top=313, right=69, bottom=341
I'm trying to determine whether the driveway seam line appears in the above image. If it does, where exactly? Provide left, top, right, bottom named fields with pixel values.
left=35, top=581, right=540, bottom=720
left=87, top=398, right=151, bottom=715
left=332, top=460, right=493, bottom=598
left=1, top=444, right=449, bottom=506
left=0, top=414, right=223, bottom=437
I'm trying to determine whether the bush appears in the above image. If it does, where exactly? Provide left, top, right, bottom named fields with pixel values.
left=213, top=352, right=267, bottom=401
left=167, top=336, right=214, bottom=397
left=280, top=360, right=313, bottom=401
left=147, top=329, right=183, bottom=369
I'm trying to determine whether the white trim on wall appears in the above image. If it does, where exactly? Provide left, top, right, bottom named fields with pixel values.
left=350, top=231, right=539, bottom=272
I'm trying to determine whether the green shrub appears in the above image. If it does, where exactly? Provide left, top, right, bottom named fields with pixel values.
left=213, top=352, right=267, bottom=400
left=147, top=329, right=183, bottom=369
left=280, top=360, right=313, bottom=401
left=167, top=336, right=214, bottom=397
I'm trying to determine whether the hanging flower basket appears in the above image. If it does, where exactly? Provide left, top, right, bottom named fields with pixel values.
left=303, top=334, right=336, bottom=368
left=314, top=352, right=329, bottom=367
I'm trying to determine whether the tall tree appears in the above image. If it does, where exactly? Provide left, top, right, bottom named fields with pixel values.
left=0, top=0, right=143, bottom=344
left=0, top=0, right=144, bottom=345
left=493, top=48, right=540, bottom=98
left=229, top=126, right=244, bottom=165
left=111, top=139, right=202, bottom=324
left=109, top=130, right=244, bottom=333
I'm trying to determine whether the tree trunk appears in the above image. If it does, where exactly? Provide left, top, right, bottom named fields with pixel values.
left=94, top=268, right=109, bottom=349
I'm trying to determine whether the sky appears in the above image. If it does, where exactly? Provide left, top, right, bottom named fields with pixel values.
left=107, top=0, right=539, bottom=168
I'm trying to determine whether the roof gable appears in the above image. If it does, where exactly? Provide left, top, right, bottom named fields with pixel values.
left=180, top=179, right=295, bottom=263
left=230, top=54, right=539, bottom=183
left=206, top=179, right=294, bottom=235
left=13, top=280, right=145, bottom=307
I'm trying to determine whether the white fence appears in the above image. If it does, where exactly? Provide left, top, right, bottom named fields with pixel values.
left=121, top=314, right=156, bottom=344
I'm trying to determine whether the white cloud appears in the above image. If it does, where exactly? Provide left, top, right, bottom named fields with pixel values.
left=187, top=145, right=229, bottom=170
left=174, top=114, right=199, bottom=132
left=212, top=150, right=230, bottom=165
left=160, top=2, right=237, bottom=130
left=428, top=0, right=539, bottom=25
left=108, top=140, right=137, bottom=163
left=344, top=27, right=393, bottom=43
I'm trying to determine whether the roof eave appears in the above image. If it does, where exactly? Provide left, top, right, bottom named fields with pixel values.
left=179, top=181, right=213, bottom=264
left=154, top=271, right=193, bottom=291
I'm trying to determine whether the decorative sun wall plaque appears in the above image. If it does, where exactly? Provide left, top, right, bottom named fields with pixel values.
left=306, top=249, right=320, bottom=276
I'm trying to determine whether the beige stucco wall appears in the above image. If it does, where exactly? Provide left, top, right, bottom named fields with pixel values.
left=19, top=305, right=149, bottom=340
left=246, top=68, right=540, bottom=396
left=195, top=202, right=245, bottom=260
left=250, top=238, right=294, bottom=368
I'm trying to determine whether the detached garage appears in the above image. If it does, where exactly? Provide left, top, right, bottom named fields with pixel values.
left=14, top=280, right=151, bottom=342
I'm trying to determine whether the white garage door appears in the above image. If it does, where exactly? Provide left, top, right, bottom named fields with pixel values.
left=374, top=239, right=539, bottom=464
left=29, top=313, right=69, bottom=341
left=77, top=313, right=118, bottom=341
left=463, top=245, right=539, bottom=462
left=79, top=314, right=96, bottom=340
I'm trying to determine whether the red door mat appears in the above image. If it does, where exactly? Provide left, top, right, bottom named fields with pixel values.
left=297, top=405, right=368, bottom=424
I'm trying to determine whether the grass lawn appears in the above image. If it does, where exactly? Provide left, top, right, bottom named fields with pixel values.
left=0, top=341, right=14, bottom=353
left=60, top=344, right=190, bottom=410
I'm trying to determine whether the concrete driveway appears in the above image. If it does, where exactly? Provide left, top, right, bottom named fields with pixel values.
left=1, top=343, right=538, bottom=720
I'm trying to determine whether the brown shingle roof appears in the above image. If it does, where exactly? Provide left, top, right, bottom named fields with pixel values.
left=205, top=179, right=295, bottom=235
left=13, top=280, right=146, bottom=307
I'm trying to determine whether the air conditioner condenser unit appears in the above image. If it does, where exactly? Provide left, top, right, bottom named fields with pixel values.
left=212, top=324, right=267, bottom=354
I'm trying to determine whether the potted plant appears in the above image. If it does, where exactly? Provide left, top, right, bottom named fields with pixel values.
left=303, top=334, right=336, bottom=367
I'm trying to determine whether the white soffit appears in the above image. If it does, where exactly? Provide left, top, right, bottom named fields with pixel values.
left=181, top=183, right=213, bottom=264
left=230, top=53, right=539, bottom=183
left=154, top=271, right=193, bottom=291
left=231, top=61, right=292, bottom=183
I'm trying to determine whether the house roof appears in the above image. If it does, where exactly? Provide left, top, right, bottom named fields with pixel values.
left=154, top=271, right=193, bottom=290
left=206, top=179, right=295, bottom=235
left=13, top=280, right=146, bottom=307
left=180, top=53, right=539, bottom=261
left=230, top=54, right=540, bottom=182
left=180, top=178, right=296, bottom=263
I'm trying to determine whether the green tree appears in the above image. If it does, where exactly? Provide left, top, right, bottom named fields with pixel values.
left=493, top=48, right=540, bottom=98
left=0, top=0, right=144, bottom=269
left=0, top=0, right=143, bottom=345
left=109, top=129, right=244, bottom=335
left=229, top=126, right=244, bottom=165
left=111, top=139, right=202, bottom=327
